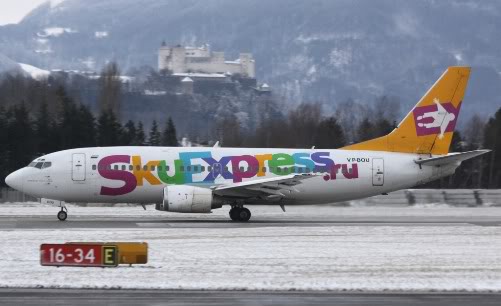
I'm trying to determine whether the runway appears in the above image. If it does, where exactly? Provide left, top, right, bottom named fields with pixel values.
left=1, top=289, right=500, bottom=306
left=1, top=203, right=501, bottom=229
left=0, top=203, right=500, bottom=304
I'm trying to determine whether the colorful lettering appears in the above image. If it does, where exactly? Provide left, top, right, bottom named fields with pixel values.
left=97, top=152, right=362, bottom=196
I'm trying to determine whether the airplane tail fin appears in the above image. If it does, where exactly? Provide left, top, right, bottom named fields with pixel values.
left=343, top=66, right=471, bottom=155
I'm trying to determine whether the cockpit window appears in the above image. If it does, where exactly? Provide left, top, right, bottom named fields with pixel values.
left=28, top=162, right=37, bottom=167
left=42, top=162, right=52, bottom=169
left=34, top=162, right=44, bottom=169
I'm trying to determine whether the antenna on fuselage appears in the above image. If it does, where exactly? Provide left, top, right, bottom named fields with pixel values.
left=213, top=141, right=220, bottom=148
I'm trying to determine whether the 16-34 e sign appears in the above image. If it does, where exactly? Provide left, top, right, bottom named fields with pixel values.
left=40, top=244, right=118, bottom=267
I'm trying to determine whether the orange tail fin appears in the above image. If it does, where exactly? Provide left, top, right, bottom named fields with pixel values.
left=343, top=66, right=470, bottom=155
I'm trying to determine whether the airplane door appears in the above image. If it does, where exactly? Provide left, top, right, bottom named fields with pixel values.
left=211, top=163, right=222, bottom=180
left=372, top=158, right=384, bottom=186
left=72, top=153, right=86, bottom=181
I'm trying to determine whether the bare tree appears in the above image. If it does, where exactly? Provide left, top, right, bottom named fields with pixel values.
left=98, top=62, right=122, bottom=119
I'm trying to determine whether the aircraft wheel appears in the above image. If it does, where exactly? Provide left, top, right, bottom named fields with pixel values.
left=229, top=207, right=241, bottom=221
left=57, top=210, right=67, bottom=221
left=237, top=208, right=251, bottom=222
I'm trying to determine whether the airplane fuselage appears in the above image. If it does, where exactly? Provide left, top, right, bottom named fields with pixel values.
left=8, top=147, right=457, bottom=205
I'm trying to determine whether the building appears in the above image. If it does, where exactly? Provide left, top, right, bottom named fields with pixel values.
left=158, top=43, right=255, bottom=78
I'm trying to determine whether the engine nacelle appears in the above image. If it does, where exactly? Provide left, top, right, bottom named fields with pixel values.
left=155, top=185, right=222, bottom=213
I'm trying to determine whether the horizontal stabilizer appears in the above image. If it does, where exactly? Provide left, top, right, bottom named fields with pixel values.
left=414, top=150, right=490, bottom=167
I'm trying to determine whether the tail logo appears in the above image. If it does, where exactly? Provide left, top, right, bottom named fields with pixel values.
left=413, top=99, right=460, bottom=139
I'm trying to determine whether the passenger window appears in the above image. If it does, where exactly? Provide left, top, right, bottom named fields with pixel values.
left=42, top=162, right=52, bottom=169
left=180, top=166, right=184, bottom=172
left=92, top=165, right=97, bottom=170
left=122, top=165, right=126, bottom=171
left=193, top=166, right=199, bottom=172
left=107, top=165, right=112, bottom=170
left=224, top=166, right=229, bottom=171
left=208, top=166, right=212, bottom=172
left=114, top=165, right=119, bottom=170
left=129, top=165, right=133, bottom=171
left=262, top=167, right=266, bottom=173
left=166, top=165, right=170, bottom=171
left=240, top=166, right=245, bottom=171
left=143, top=165, right=148, bottom=171
left=200, top=166, right=205, bottom=172
left=136, top=165, right=140, bottom=171
left=150, top=165, right=155, bottom=171
left=187, top=166, right=191, bottom=172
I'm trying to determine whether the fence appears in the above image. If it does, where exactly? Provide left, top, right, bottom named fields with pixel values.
left=353, top=189, right=501, bottom=207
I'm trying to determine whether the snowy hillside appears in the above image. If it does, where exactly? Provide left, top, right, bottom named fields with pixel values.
left=0, top=0, right=500, bottom=118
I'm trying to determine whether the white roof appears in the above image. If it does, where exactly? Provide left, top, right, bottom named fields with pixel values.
left=173, top=73, right=227, bottom=79
left=181, top=77, right=194, bottom=82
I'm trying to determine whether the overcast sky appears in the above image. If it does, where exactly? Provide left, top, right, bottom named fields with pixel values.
left=0, top=0, right=48, bottom=25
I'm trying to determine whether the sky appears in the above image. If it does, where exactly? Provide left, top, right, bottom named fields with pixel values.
left=0, top=0, right=48, bottom=25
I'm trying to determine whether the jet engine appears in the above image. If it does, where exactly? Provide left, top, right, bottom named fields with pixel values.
left=155, top=185, right=223, bottom=213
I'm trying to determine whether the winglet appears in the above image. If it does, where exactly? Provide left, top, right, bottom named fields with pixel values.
left=343, top=66, right=471, bottom=155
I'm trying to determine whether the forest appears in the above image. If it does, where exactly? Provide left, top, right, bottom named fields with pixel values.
left=0, top=63, right=499, bottom=189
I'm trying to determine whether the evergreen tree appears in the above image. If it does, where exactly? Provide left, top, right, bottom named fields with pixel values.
left=134, top=122, right=146, bottom=146
left=97, top=110, right=122, bottom=146
left=374, top=118, right=394, bottom=138
left=314, top=117, right=346, bottom=149
left=74, top=104, right=96, bottom=148
left=483, top=108, right=501, bottom=188
left=7, top=104, right=36, bottom=170
left=55, top=86, right=79, bottom=149
left=356, top=118, right=376, bottom=142
left=0, top=107, right=10, bottom=183
left=35, top=102, right=53, bottom=154
left=161, top=117, right=178, bottom=146
left=122, top=120, right=137, bottom=145
left=148, top=120, right=161, bottom=146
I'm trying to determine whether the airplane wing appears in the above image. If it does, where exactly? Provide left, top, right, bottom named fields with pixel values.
left=212, top=173, right=317, bottom=201
left=414, top=150, right=490, bottom=167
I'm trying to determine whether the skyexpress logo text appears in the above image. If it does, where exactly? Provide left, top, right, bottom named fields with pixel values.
left=98, top=151, right=359, bottom=195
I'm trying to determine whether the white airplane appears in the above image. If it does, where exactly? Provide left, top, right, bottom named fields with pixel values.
left=5, top=66, right=489, bottom=222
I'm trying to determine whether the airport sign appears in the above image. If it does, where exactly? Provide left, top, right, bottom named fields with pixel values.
left=40, top=244, right=118, bottom=267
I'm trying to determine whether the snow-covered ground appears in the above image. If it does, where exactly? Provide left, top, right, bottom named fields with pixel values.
left=0, top=203, right=500, bottom=291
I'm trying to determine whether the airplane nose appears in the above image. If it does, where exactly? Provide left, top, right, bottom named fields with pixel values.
left=5, top=169, right=24, bottom=192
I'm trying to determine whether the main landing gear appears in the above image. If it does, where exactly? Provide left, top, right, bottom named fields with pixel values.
left=229, top=206, right=251, bottom=222
left=57, top=202, right=68, bottom=221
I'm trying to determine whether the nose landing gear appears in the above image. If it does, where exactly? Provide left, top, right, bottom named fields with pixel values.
left=229, top=206, right=251, bottom=222
left=57, top=203, right=68, bottom=221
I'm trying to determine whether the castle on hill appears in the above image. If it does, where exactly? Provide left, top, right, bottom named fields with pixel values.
left=158, top=43, right=255, bottom=78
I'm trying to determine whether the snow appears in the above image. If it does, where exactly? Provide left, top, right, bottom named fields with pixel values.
left=329, top=48, right=352, bottom=68
left=144, top=90, right=167, bottom=96
left=173, top=73, right=227, bottom=79
left=50, top=0, right=66, bottom=8
left=37, top=27, right=76, bottom=38
left=0, top=204, right=500, bottom=291
left=19, top=63, right=50, bottom=80
left=95, top=31, right=108, bottom=39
